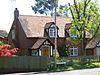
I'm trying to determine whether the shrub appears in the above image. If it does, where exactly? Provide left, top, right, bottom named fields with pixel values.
left=58, top=45, right=69, bottom=57
left=0, top=44, right=18, bottom=56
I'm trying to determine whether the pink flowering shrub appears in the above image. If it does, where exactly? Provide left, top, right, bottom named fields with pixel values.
left=0, top=44, right=18, bottom=56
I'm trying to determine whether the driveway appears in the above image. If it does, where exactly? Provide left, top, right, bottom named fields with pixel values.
left=3, top=68, right=100, bottom=75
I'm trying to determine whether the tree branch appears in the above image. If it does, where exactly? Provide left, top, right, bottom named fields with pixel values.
left=88, top=24, right=100, bottom=42
left=68, top=3, right=80, bottom=32
left=83, top=0, right=87, bottom=17
left=68, top=3, right=75, bottom=19
left=86, top=0, right=91, bottom=6
left=83, top=0, right=91, bottom=17
left=74, top=0, right=80, bottom=20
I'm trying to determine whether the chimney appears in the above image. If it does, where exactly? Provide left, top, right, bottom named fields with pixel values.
left=14, top=8, right=19, bottom=19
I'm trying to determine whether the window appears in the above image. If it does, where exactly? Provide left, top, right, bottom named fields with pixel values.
left=97, top=42, right=100, bottom=47
left=49, top=28, right=56, bottom=37
left=32, top=50, right=38, bottom=56
left=67, top=31, right=77, bottom=38
left=69, top=34, right=77, bottom=38
left=12, top=29, right=15, bottom=40
left=70, top=47, right=78, bottom=56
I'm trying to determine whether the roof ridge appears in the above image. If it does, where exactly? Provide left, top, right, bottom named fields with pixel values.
left=19, top=15, right=71, bottom=18
left=19, top=15, right=51, bottom=17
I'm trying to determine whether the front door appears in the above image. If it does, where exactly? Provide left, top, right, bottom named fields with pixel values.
left=42, top=46, right=49, bottom=57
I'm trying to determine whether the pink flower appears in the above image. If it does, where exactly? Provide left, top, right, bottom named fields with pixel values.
left=0, top=44, right=18, bottom=56
left=4, top=52, right=12, bottom=56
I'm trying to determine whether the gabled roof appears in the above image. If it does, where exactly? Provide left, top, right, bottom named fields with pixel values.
left=18, top=15, right=71, bottom=37
left=44, top=22, right=54, bottom=29
left=65, top=23, right=71, bottom=30
left=31, top=39, right=46, bottom=49
left=31, top=38, right=54, bottom=49
left=86, top=38, right=100, bottom=49
left=44, top=22, right=59, bottom=30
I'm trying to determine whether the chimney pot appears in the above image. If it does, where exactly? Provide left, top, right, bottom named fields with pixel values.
left=14, top=8, right=19, bottom=19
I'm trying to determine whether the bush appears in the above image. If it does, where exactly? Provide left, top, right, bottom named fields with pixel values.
left=0, top=44, right=18, bottom=56
left=58, top=45, right=69, bottom=57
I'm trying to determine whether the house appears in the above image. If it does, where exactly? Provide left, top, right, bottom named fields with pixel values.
left=0, top=30, right=8, bottom=44
left=8, top=8, right=100, bottom=57
left=86, top=38, right=100, bottom=56
left=8, top=8, right=72, bottom=57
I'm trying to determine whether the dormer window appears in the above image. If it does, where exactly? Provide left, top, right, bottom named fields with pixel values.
left=44, top=22, right=58, bottom=38
left=49, top=27, right=55, bottom=37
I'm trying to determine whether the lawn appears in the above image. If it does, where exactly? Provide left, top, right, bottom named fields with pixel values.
left=48, top=58, right=100, bottom=71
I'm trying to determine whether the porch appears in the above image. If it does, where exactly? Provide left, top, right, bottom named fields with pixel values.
left=30, top=38, right=54, bottom=57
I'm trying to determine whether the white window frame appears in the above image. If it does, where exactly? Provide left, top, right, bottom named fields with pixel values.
left=49, top=27, right=55, bottom=37
left=70, top=46, right=78, bottom=56
left=49, top=24, right=57, bottom=37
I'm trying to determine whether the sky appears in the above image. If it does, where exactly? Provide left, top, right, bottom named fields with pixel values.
left=0, top=0, right=99, bottom=33
left=0, top=0, right=73, bottom=33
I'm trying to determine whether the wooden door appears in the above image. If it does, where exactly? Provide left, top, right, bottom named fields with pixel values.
left=42, top=46, right=49, bottom=57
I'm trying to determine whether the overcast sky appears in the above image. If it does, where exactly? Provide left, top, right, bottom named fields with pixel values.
left=0, top=0, right=99, bottom=33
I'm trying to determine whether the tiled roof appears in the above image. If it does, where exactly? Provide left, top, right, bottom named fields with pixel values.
left=65, top=23, right=71, bottom=29
left=44, top=22, right=54, bottom=29
left=86, top=38, right=100, bottom=49
left=31, top=39, right=46, bottom=49
left=18, top=15, right=71, bottom=37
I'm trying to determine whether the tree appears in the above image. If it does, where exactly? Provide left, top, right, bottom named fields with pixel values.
left=57, top=5, right=69, bottom=17
left=32, top=0, right=55, bottom=16
left=32, top=0, right=69, bottom=16
left=67, top=0, right=100, bottom=55
left=0, top=44, right=18, bottom=56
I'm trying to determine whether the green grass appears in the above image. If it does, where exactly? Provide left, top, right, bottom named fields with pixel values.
left=48, top=62, right=100, bottom=71
left=91, top=62, right=100, bottom=68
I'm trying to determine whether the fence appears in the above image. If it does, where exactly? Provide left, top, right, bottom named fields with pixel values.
left=0, top=56, right=100, bottom=73
left=0, top=56, right=48, bottom=73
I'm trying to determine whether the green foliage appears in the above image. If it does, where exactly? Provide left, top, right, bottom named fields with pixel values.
left=68, top=0, right=100, bottom=39
left=0, top=41, right=4, bottom=45
left=57, top=5, right=69, bottom=17
left=48, top=56, right=100, bottom=71
left=57, top=45, right=68, bottom=57
left=48, top=59, right=100, bottom=71
left=66, top=37, right=80, bottom=45
left=48, top=61, right=100, bottom=71
left=63, top=0, right=100, bottom=54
